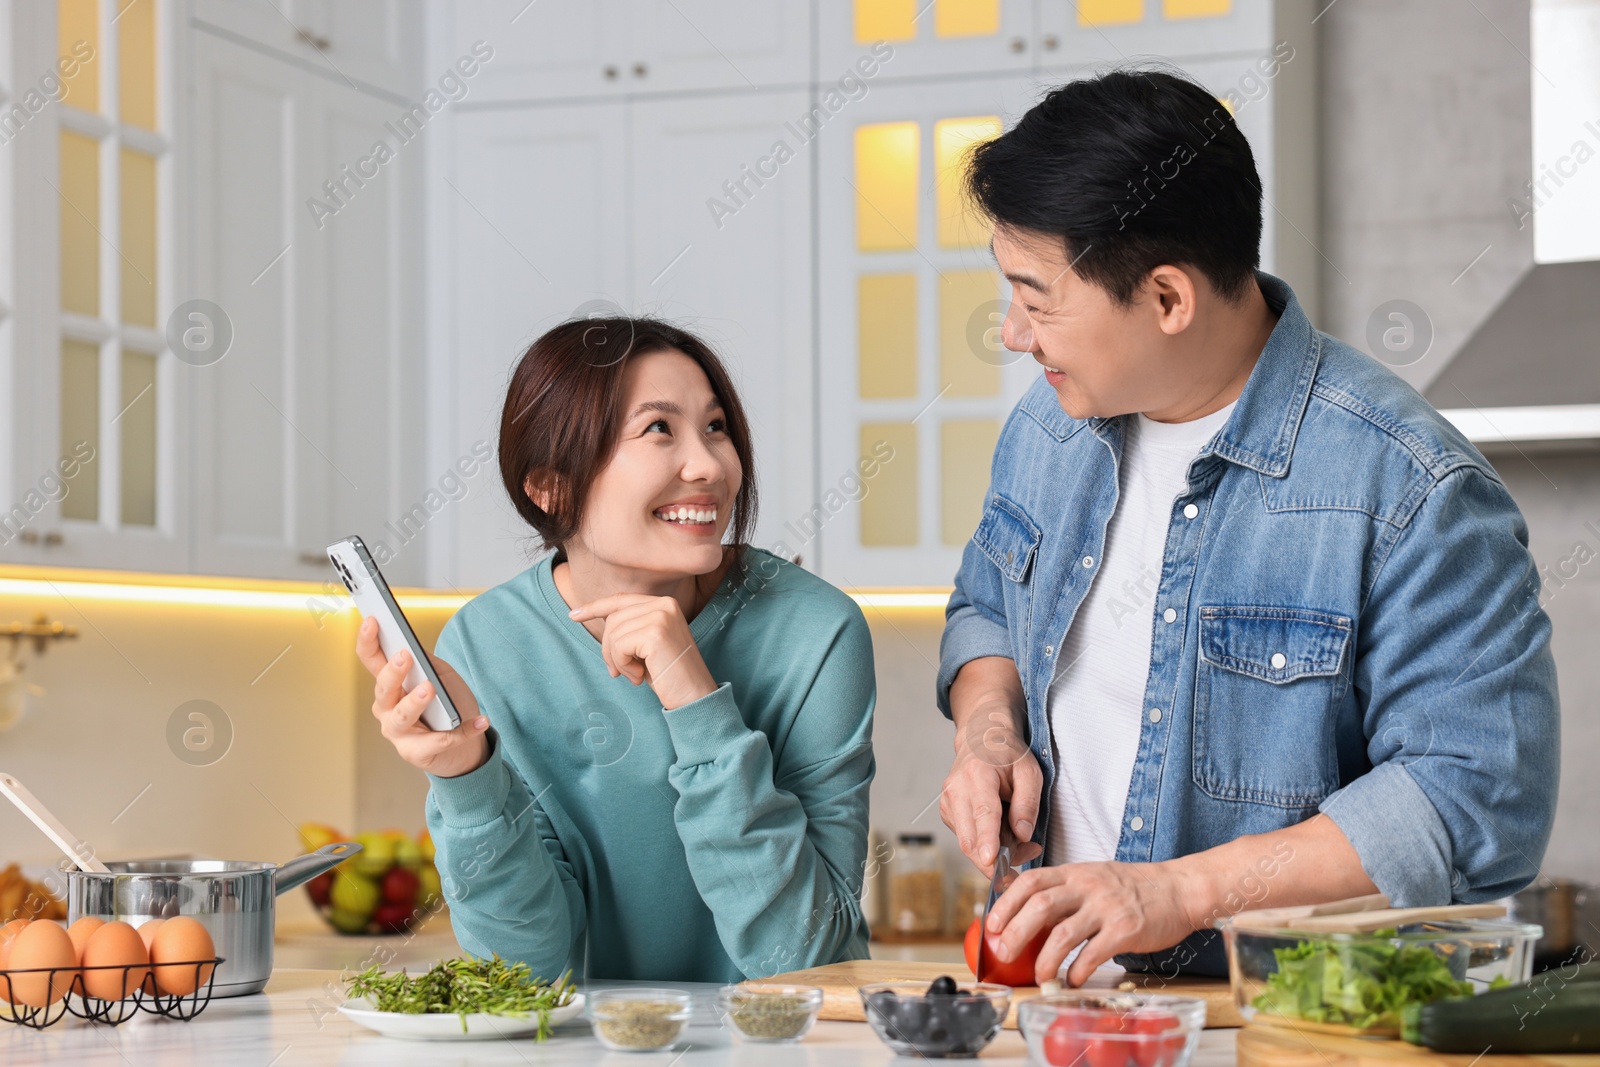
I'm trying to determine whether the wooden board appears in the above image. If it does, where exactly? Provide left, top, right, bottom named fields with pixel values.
left=1239, top=1022, right=1600, bottom=1067
left=764, top=960, right=1240, bottom=1030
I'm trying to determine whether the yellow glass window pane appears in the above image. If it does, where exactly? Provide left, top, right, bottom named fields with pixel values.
left=1079, top=0, right=1143, bottom=25
left=119, top=350, right=157, bottom=526
left=936, top=0, right=1000, bottom=36
left=120, top=148, right=157, bottom=328
left=60, top=131, right=101, bottom=317
left=855, top=122, right=919, bottom=252
left=860, top=422, right=918, bottom=546
left=941, top=419, right=999, bottom=545
left=58, top=0, right=100, bottom=111
left=858, top=273, right=918, bottom=399
left=855, top=0, right=917, bottom=42
left=61, top=339, right=100, bottom=522
left=1163, top=0, right=1229, bottom=17
left=940, top=269, right=1000, bottom=397
left=118, top=0, right=158, bottom=130
left=935, top=116, right=1002, bottom=249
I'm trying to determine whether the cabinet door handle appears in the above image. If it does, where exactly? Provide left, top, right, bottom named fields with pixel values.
left=632, top=61, right=648, bottom=77
left=1042, top=35, right=1059, bottom=50
left=299, top=551, right=329, bottom=566
left=604, top=64, right=619, bottom=80
left=1009, top=36, right=1026, bottom=53
left=17, top=530, right=63, bottom=547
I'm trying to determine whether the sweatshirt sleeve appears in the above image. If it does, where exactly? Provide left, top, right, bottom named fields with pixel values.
left=423, top=623, right=588, bottom=981
left=661, top=609, right=876, bottom=978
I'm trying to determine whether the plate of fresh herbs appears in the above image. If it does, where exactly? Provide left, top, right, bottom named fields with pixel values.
left=339, top=955, right=582, bottom=1041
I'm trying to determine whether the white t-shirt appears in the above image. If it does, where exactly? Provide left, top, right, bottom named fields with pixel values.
left=1045, top=402, right=1236, bottom=867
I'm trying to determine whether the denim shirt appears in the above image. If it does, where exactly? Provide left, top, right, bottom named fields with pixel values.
left=937, top=273, right=1559, bottom=977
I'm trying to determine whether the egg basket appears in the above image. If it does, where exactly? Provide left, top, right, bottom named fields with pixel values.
left=0, top=957, right=225, bottom=1029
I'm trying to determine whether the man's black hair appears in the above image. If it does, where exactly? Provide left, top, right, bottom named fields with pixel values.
left=966, top=67, right=1262, bottom=306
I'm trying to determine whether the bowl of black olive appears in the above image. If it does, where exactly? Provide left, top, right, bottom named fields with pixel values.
left=860, top=976, right=1011, bottom=1058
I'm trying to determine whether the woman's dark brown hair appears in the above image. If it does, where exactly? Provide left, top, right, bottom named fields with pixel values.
left=498, top=315, right=758, bottom=562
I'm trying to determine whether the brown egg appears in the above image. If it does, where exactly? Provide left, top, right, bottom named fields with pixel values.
left=133, top=919, right=165, bottom=995
left=66, top=917, right=104, bottom=964
left=80, top=921, right=149, bottom=1003
left=0, top=918, right=31, bottom=1004
left=134, top=918, right=164, bottom=950
left=6, top=920, right=76, bottom=1006
left=149, top=917, right=216, bottom=996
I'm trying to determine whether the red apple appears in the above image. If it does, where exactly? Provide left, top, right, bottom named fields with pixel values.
left=305, top=871, right=334, bottom=908
left=381, top=867, right=420, bottom=907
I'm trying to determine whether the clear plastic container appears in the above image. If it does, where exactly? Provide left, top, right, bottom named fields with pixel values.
left=1018, top=992, right=1206, bottom=1067
left=587, top=987, right=693, bottom=1052
left=1218, top=917, right=1542, bottom=1036
left=717, top=983, right=823, bottom=1043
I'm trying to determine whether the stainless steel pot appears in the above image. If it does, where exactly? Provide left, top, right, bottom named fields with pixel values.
left=63, top=842, right=359, bottom=997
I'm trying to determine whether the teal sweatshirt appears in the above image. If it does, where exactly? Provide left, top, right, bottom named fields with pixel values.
left=423, top=548, right=876, bottom=983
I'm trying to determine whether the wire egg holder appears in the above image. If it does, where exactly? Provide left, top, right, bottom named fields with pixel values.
left=0, top=957, right=225, bottom=1029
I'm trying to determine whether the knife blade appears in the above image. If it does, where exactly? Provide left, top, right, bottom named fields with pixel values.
left=975, top=843, right=1015, bottom=982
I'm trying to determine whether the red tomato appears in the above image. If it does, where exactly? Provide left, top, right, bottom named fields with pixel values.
left=962, top=916, right=1052, bottom=986
left=1043, top=1014, right=1092, bottom=1067
left=1128, top=1011, right=1185, bottom=1067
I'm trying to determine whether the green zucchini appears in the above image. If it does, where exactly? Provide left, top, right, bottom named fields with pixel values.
left=1401, top=971, right=1600, bottom=1053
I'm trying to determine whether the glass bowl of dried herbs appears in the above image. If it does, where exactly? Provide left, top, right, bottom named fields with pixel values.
left=587, top=987, right=694, bottom=1051
left=717, top=983, right=824, bottom=1043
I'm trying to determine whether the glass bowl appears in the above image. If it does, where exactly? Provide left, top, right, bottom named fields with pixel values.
left=1218, top=917, right=1542, bottom=1037
left=859, top=979, right=1010, bottom=1058
left=1017, top=992, right=1206, bottom=1067
left=587, top=987, right=693, bottom=1052
left=717, top=982, right=823, bottom=1043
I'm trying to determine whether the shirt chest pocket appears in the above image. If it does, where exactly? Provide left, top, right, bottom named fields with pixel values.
left=1192, top=606, right=1352, bottom=810
left=973, top=494, right=1042, bottom=583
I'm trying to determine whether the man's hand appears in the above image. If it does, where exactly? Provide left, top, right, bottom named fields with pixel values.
left=983, top=860, right=1199, bottom=986
left=982, top=815, right=1379, bottom=986
left=941, top=657, right=1043, bottom=877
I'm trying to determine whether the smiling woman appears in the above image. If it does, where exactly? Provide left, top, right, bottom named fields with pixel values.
left=352, top=315, right=878, bottom=984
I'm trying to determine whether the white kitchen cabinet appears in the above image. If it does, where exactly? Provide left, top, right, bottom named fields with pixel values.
left=187, top=31, right=427, bottom=583
left=189, top=0, right=422, bottom=98
left=1033, top=0, right=1272, bottom=67
left=817, top=0, right=1037, bottom=82
left=0, top=0, right=192, bottom=573
left=438, top=0, right=809, bottom=104
left=815, top=76, right=1042, bottom=588
left=436, top=103, right=631, bottom=588
left=435, top=90, right=816, bottom=588
left=630, top=91, right=816, bottom=564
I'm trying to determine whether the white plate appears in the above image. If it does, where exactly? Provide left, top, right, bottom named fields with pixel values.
left=338, top=993, right=585, bottom=1041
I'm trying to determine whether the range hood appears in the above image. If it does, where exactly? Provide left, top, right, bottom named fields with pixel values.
left=1424, top=0, right=1600, bottom=446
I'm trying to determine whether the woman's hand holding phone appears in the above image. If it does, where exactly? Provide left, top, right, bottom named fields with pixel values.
left=356, top=616, right=490, bottom=778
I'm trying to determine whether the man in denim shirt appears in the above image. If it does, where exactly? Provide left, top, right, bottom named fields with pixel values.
left=936, top=69, right=1559, bottom=982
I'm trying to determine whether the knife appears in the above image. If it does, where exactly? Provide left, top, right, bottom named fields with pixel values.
left=975, top=843, right=1018, bottom=983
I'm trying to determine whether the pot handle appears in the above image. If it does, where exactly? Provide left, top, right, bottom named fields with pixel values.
left=274, top=842, right=362, bottom=896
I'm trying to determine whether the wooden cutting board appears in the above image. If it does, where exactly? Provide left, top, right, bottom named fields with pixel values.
left=763, top=960, right=1240, bottom=1030
left=1238, top=1022, right=1600, bottom=1067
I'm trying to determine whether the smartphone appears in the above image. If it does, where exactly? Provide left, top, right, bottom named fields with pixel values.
left=327, top=535, right=462, bottom=731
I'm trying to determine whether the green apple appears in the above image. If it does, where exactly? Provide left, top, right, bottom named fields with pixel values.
left=394, top=836, right=423, bottom=871
left=330, top=867, right=380, bottom=917
left=417, top=863, right=442, bottom=908
left=326, top=907, right=370, bottom=935
left=353, top=831, right=395, bottom=877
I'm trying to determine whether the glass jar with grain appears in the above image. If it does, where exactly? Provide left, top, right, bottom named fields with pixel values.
left=888, top=833, right=944, bottom=935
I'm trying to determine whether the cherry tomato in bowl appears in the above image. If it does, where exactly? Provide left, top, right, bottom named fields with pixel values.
left=1018, top=993, right=1202, bottom=1067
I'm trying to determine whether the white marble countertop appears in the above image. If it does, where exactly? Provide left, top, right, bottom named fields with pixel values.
left=0, top=968, right=1243, bottom=1065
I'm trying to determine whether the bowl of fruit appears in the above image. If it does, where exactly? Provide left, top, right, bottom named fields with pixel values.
left=860, top=976, right=1011, bottom=1058
left=298, top=823, right=442, bottom=935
